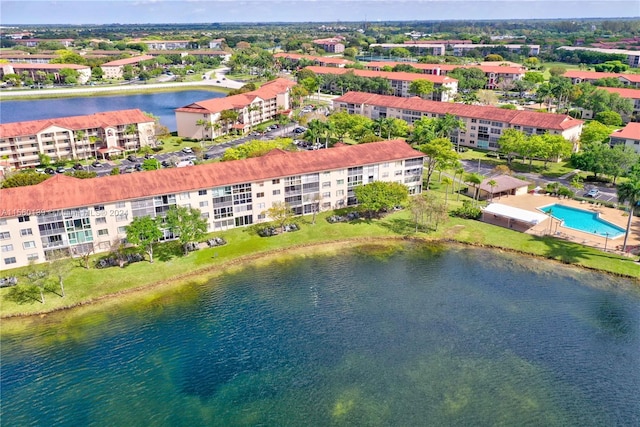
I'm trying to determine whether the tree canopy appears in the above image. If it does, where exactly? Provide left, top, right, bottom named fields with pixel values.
left=353, top=181, right=408, bottom=216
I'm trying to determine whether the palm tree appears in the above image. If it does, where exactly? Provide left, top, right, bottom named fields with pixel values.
left=488, top=179, right=497, bottom=202
left=124, top=124, right=138, bottom=152
left=617, top=175, right=640, bottom=253
left=454, top=165, right=465, bottom=201
left=441, top=176, right=453, bottom=206
left=75, top=130, right=86, bottom=161
left=195, top=119, right=208, bottom=141
left=465, top=172, right=483, bottom=206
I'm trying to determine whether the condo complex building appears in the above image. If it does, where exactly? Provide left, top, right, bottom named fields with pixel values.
left=0, top=140, right=424, bottom=269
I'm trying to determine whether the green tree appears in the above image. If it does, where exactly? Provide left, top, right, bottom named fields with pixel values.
left=548, top=66, right=567, bottom=77
left=570, top=141, right=610, bottom=179
left=617, top=174, right=640, bottom=253
left=580, top=120, right=613, bottom=145
left=110, top=167, right=120, bottom=175
left=408, top=79, right=435, bottom=99
left=523, top=71, right=545, bottom=84
left=353, top=181, right=408, bottom=217
left=419, top=137, right=459, bottom=190
left=484, top=54, right=504, bottom=62
left=142, top=158, right=161, bottom=171
left=1, top=171, right=50, bottom=188
left=263, top=201, right=295, bottom=233
left=594, top=111, right=623, bottom=126
left=165, top=206, right=208, bottom=255
left=542, top=134, right=573, bottom=168
left=498, top=128, right=527, bottom=165
left=219, top=109, right=240, bottom=133
left=126, top=216, right=163, bottom=263
left=603, top=145, right=639, bottom=184
left=64, top=170, right=97, bottom=179
left=465, top=172, right=484, bottom=205
left=448, top=67, right=487, bottom=91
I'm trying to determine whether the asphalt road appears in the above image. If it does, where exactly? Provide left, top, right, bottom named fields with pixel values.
left=0, top=67, right=245, bottom=98
left=460, top=159, right=619, bottom=205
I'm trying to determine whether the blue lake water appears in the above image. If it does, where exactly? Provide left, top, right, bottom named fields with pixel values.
left=0, top=90, right=225, bottom=131
left=540, top=204, right=626, bottom=238
left=1, top=244, right=639, bottom=426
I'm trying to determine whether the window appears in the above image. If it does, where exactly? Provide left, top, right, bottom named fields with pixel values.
left=115, top=213, right=128, bottom=222
left=336, top=179, right=344, bottom=185
left=256, top=192, right=265, bottom=198
left=336, top=190, right=344, bottom=196
left=20, top=228, right=33, bottom=236
left=322, top=181, right=331, bottom=188
left=382, top=172, right=389, bottom=178
left=257, top=202, right=266, bottom=210
left=18, top=216, right=30, bottom=223
left=395, top=170, right=403, bottom=176
left=1, top=244, right=14, bottom=252
left=0, top=219, right=6, bottom=226
left=4, top=257, right=16, bottom=265
left=180, top=192, right=190, bottom=200
left=98, top=229, right=109, bottom=236
left=23, top=241, right=36, bottom=249
left=27, top=253, right=39, bottom=261
left=272, top=179, right=280, bottom=185
left=96, top=217, right=107, bottom=224
left=198, top=189, right=207, bottom=196
left=95, top=205, right=105, bottom=212
left=201, top=212, right=210, bottom=219
left=257, top=213, right=266, bottom=220
left=117, top=226, right=127, bottom=234
left=116, top=201, right=126, bottom=208
left=199, top=201, right=209, bottom=208
left=273, top=189, right=281, bottom=196
left=382, top=162, right=389, bottom=168
left=322, top=202, right=331, bottom=208
left=322, top=192, right=331, bottom=198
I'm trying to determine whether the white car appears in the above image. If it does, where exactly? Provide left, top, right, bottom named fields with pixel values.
left=585, top=188, right=600, bottom=198
left=182, top=147, right=193, bottom=154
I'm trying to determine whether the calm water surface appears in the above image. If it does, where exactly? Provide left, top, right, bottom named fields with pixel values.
left=0, top=90, right=224, bottom=131
left=1, top=244, right=639, bottom=426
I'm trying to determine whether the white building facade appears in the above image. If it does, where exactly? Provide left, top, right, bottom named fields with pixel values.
left=0, top=140, right=424, bottom=269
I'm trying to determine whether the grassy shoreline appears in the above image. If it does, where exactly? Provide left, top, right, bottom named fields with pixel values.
left=1, top=208, right=638, bottom=322
left=0, top=83, right=229, bottom=101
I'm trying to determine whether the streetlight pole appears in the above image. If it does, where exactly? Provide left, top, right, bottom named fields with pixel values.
left=604, top=232, right=609, bottom=252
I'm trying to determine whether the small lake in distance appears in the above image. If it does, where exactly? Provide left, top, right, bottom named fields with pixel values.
left=0, top=89, right=225, bottom=131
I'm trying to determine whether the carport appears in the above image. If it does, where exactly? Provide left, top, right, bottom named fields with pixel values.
left=481, top=203, right=549, bottom=232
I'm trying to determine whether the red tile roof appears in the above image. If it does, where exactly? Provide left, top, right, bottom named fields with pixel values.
left=333, top=92, right=583, bottom=131
left=0, top=109, right=154, bottom=138
left=0, top=140, right=423, bottom=217
left=175, top=78, right=295, bottom=114
left=9, top=63, right=90, bottom=70
left=274, top=52, right=353, bottom=65
left=600, top=86, right=640, bottom=99
left=101, top=55, right=155, bottom=66
left=364, top=61, right=525, bottom=75
left=305, top=66, right=457, bottom=84
left=610, top=122, right=640, bottom=140
left=564, top=70, right=640, bottom=83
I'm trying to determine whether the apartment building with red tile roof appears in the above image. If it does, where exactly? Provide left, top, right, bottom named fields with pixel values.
left=0, top=109, right=155, bottom=169
left=333, top=91, right=583, bottom=151
left=304, top=66, right=458, bottom=102
left=610, top=122, right=640, bottom=154
left=0, top=140, right=424, bottom=268
left=274, top=53, right=353, bottom=68
left=600, top=87, right=640, bottom=116
left=563, top=70, right=640, bottom=87
left=363, top=61, right=525, bottom=89
left=312, top=38, right=345, bottom=53
left=100, top=54, right=156, bottom=79
left=0, top=62, right=91, bottom=84
left=175, top=78, right=296, bottom=139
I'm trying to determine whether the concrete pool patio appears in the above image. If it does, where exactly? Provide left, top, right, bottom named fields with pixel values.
left=482, top=193, right=640, bottom=255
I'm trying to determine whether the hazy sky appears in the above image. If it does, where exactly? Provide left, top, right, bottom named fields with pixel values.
left=2, top=1, right=639, bottom=25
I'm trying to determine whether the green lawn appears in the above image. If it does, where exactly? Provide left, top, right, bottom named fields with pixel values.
left=458, top=148, right=576, bottom=178
left=1, top=191, right=637, bottom=318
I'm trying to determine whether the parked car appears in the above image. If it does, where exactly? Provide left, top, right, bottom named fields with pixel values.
left=585, top=188, right=600, bottom=198
left=92, top=161, right=103, bottom=168
left=293, top=127, right=306, bottom=134
left=56, top=167, right=66, bottom=174
left=127, top=155, right=137, bottom=162
left=144, top=153, right=154, bottom=159
left=44, top=167, right=55, bottom=175
left=134, top=163, right=143, bottom=171
left=182, top=147, right=193, bottom=154
left=73, top=163, right=84, bottom=170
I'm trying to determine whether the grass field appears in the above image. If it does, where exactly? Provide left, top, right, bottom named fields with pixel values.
left=1, top=184, right=637, bottom=318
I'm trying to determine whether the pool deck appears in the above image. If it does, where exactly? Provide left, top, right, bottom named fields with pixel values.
left=486, top=194, right=640, bottom=254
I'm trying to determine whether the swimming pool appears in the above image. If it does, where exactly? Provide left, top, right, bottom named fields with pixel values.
left=539, top=204, right=625, bottom=238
